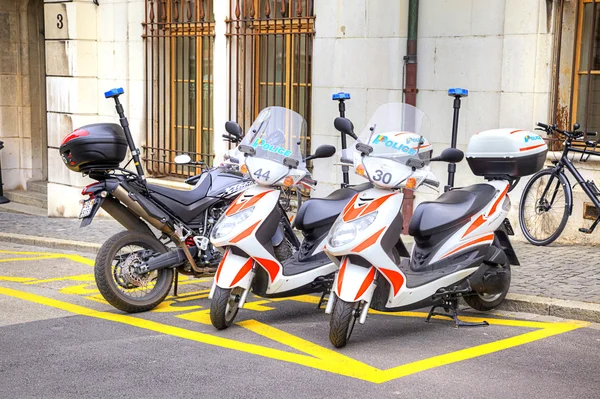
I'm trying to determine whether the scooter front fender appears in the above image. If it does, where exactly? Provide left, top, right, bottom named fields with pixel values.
left=211, top=249, right=254, bottom=293
left=333, top=257, right=377, bottom=303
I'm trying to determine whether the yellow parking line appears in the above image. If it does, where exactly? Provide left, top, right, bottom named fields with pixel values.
left=0, top=276, right=37, bottom=282
left=0, top=255, right=64, bottom=263
left=0, top=286, right=379, bottom=381
left=0, top=250, right=61, bottom=256
left=24, top=274, right=95, bottom=285
left=377, top=322, right=581, bottom=382
left=0, top=285, right=588, bottom=383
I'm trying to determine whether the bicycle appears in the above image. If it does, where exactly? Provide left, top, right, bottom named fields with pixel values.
left=519, top=122, right=599, bottom=245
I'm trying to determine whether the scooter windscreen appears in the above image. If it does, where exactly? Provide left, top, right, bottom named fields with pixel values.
left=239, top=107, right=308, bottom=186
left=347, top=102, right=436, bottom=189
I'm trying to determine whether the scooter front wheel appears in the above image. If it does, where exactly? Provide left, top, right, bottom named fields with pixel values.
left=210, top=286, right=244, bottom=330
left=329, top=299, right=360, bottom=348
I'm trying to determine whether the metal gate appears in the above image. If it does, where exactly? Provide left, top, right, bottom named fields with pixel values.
left=226, top=0, right=315, bottom=155
left=143, top=0, right=215, bottom=177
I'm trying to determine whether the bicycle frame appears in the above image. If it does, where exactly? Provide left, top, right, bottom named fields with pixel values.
left=546, top=138, right=600, bottom=218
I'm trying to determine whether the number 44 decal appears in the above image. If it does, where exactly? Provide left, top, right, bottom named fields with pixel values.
left=253, top=168, right=271, bottom=180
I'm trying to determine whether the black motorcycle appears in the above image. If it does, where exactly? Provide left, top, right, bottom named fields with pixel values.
left=59, top=88, right=273, bottom=313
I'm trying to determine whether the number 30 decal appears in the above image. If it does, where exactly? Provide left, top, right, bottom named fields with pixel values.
left=372, top=169, right=392, bottom=184
left=253, top=168, right=271, bottom=180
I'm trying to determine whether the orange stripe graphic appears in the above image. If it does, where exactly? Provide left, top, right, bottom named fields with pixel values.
left=378, top=268, right=405, bottom=296
left=488, top=184, right=510, bottom=216
left=354, top=266, right=375, bottom=301
left=337, top=258, right=348, bottom=294
left=215, top=249, right=229, bottom=284
left=519, top=143, right=545, bottom=152
left=230, top=257, right=254, bottom=286
left=442, top=233, right=495, bottom=259
left=226, top=190, right=272, bottom=216
left=352, top=227, right=386, bottom=253
left=230, top=220, right=262, bottom=243
left=254, top=257, right=281, bottom=283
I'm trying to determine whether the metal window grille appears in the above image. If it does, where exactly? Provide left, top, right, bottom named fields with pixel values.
left=574, top=0, right=600, bottom=137
left=226, top=0, right=315, bottom=156
left=143, top=0, right=215, bottom=177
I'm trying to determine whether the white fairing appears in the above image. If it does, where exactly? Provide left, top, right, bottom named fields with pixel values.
left=326, top=180, right=510, bottom=309
left=245, top=157, right=295, bottom=186
left=210, top=183, right=337, bottom=297
left=325, top=102, right=513, bottom=314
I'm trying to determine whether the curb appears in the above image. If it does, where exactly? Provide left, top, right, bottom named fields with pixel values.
left=0, top=232, right=101, bottom=254
left=498, top=293, right=600, bottom=324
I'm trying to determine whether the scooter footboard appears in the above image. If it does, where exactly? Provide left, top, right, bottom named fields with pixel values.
left=211, top=249, right=254, bottom=292
left=333, top=257, right=377, bottom=303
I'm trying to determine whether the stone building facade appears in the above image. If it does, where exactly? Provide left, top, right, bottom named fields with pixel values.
left=0, top=0, right=598, bottom=243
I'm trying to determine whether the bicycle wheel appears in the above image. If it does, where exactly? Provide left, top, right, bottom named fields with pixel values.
left=519, top=169, right=570, bottom=246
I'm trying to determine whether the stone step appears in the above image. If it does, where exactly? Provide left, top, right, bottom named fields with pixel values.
left=4, top=190, right=47, bottom=209
left=0, top=201, right=48, bottom=217
left=26, top=180, right=47, bottom=194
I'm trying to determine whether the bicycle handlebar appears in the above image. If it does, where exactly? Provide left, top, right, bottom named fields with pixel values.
left=536, top=122, right=595, bottom=140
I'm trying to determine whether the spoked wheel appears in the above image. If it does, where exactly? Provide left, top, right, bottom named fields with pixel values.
left=329, top=298, right=361, bottom=348
left=519, top=169, right=569, bottom=246
left=210, top=286, right=245, bottom=330
left=95, top=231, right=174, bottom=313
left=464, top=265, right=511, bottom=311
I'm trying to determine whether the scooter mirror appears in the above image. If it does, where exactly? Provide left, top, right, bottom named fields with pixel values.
left=334, top=117, right=355, bottom=138
left=225, top=121, right=243, bottom=138
left=174, top=154, right=192, bottom=165
left=439, top=148, right=464, bottom=163
left=305, top=145, right=336, bottom=161
left=313, top=144, right=337, bottom=159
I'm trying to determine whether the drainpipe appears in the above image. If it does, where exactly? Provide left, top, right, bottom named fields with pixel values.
left=402, top=0, right=418, bottom=233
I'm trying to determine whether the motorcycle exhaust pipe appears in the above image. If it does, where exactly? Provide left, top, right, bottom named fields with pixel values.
left=140, top=246, right=198, bottom=273
left=112, top=186, right=175, bottom=236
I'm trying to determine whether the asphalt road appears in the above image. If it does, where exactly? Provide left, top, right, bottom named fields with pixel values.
left=1, top=242, right=599, bottom=399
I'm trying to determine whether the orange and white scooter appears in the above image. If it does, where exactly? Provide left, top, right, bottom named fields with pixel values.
left=208, top=106, right=371, bottom=330
left=324, top=93, right=547, bottom=348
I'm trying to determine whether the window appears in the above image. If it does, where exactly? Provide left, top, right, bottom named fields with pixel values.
left=574, top=0, right=600, bottom=134
left=227, top=0, right=314, bottom=155
left=143, top=0, right=214, bottom=177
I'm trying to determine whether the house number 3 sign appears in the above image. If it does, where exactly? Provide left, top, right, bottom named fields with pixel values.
left=57, top=14, right=64, bottom=29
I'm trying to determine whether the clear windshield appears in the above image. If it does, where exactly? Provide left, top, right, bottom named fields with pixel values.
left=358, top=102, right=431, bottom=161
left=241, top=107, right=306, bottom=169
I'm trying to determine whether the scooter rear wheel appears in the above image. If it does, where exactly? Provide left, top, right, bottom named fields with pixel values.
left=210, top=286, right=243, bottom=330
left=464, top=265, right=511, bottom=311
left=329, top=299, right=360, bottom=348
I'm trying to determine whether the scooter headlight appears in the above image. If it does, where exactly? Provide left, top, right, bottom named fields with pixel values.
left=329, top=212, right=378, bottom=248
left=211, top=207, right=255, bottom=240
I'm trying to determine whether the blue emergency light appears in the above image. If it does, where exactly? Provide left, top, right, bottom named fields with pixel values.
left=105, top=87, right=125, bottom=98
left=332, top=92, right=351, bottom=100
left=448, top=88, right=468, bottom=97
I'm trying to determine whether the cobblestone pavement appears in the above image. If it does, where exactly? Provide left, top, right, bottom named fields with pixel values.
left=1, top=211, right=599, bottom=304
left=0, top=212, right=123, bottom=244
left=511, top=242, right=600, bottom=304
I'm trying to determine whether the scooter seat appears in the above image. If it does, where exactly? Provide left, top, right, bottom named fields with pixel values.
left=408, top=184, right=497, bottom=237
left=294, top=182, right=372, bottom=231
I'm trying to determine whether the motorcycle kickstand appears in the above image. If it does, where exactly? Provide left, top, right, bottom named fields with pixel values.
left=316, top=291, right=327, bottom=309
left=425, top=298, right=489, bottom=328
left=173, top=272, right=179, bottom=297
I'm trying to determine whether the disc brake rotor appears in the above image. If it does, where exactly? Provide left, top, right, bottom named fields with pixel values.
left=115, top=252, right=152, bottom=288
